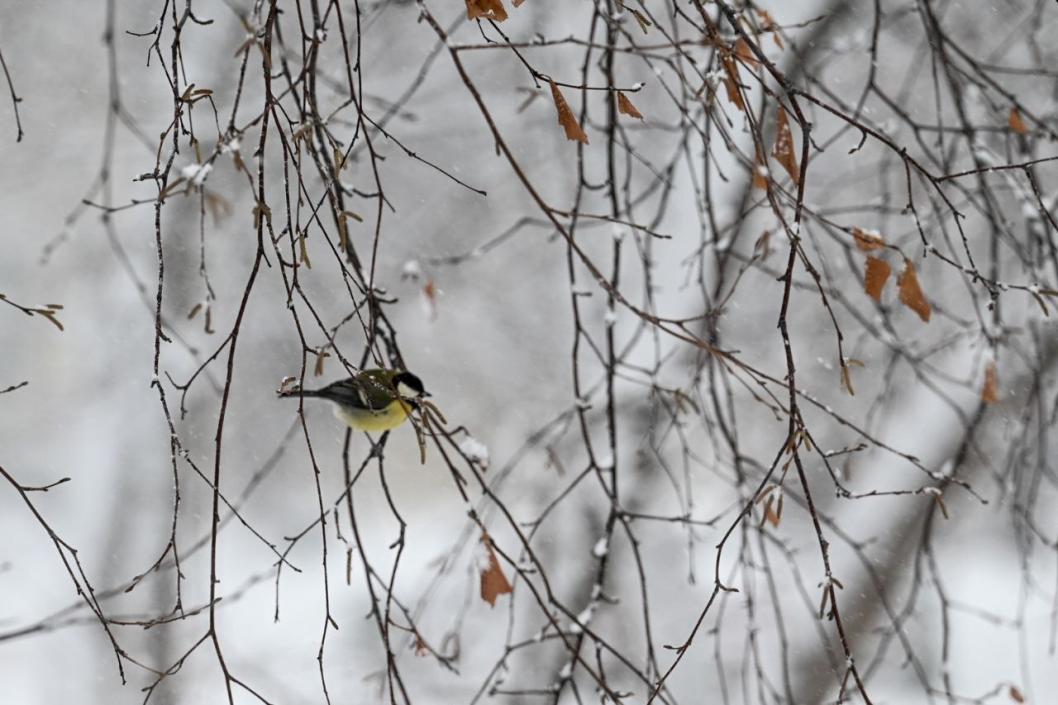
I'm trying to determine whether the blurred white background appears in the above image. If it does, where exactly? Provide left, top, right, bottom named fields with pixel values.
left=3, top=1, right=1058, bottom=704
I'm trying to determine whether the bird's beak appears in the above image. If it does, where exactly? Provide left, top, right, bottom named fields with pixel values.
left=422, top=391, right=432, bottom=398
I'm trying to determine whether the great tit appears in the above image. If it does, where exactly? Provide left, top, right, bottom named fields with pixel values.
left=280, top=368, right=429, bottom=432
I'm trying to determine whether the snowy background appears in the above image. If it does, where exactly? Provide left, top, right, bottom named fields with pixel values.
left=3, top=1, right=1058, bottom=704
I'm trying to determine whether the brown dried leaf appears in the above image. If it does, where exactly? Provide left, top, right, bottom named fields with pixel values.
left=512, top=0, right=526, bottom=6
left=756, top=9, right=784, bottom=49
left=772, top=106, right=799, bottom=184
left=852, top=227, right=885, bottom=251
left=1009, top=685, right=1025, bottom=703
left=720, top=50, right=745, bottom=112
left=734, top=38, right=759, bottom=65
left=550, top=80, right=589, bottom=144
left=763, top=496, right=781, bottom=527
left=897, top=259, right=932, bottom=323
left=480, top=534, right=513, bottom=607
left=756, top=9, right=775, bottom=26
left=617, top=91, right=644, bottom=120
left=982, top=361, right=1000, bottom=404
left=864, top=256, right=892, bottom=302
left=1008, top=108, right=1029, bottom=136
left=466, top=0, right=508, bottom=21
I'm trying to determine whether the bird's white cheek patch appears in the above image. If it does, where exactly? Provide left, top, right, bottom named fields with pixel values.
left=396, top=381, right=420, bottom=398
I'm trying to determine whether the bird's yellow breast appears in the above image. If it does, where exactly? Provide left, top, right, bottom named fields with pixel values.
left=334, top=400, right=412, bottom=432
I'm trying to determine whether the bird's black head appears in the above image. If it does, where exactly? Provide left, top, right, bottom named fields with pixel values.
left=393, top=371, right=428, bottom=400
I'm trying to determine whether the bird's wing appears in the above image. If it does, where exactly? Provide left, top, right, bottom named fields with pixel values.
left=356, top=374, right=400, bottom=410
left=317, top=378, right=378, bottom=410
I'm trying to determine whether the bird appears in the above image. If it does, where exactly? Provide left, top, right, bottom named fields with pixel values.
left=280, top=368, right=429, bottom=432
